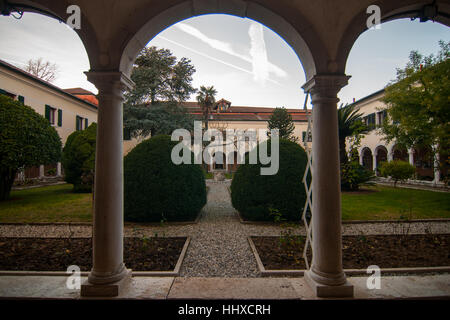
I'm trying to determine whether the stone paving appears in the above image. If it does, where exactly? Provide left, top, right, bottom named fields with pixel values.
left=1, top=180, right=449, bottom=278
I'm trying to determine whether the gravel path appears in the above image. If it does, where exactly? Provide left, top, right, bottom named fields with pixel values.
left=1, top=180, right=449, bottom=277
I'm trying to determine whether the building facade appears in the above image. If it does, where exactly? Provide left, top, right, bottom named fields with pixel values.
left=350, top=89, right=446, bottom=184
left=0, top=60, right=98, bottom=179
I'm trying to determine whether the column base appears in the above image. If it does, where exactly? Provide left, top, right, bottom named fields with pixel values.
left=81, top=269, right=132, bottom=297
left=304, top=270, right=353, bottom=298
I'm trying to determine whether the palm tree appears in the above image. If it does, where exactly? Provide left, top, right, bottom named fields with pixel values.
left=196, top=85, right=217, bottom=131
left=338, top=103, right=366, bottom=164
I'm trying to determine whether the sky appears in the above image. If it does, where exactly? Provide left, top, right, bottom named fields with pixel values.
left=0, top=12, right=449, bottom=109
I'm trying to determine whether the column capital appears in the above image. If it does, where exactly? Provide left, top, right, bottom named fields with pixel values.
left=84, top=71, right=135, bottom=95
left=302, top=74, right=351, bottom=97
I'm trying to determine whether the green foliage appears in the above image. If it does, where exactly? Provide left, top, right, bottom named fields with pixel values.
left=124, top=46, right=196, bottom=138
left=196, top=85, right=217, bottom=130
left=381, top=41, right=449, bottom=179
left=62, top=123, right=97, bottom=193
left=231, top=139, right=307, bottom=221
left=340, top=161, right=375, bottom=191
left=0, top=95, right=61, bottom=200
left=124, top=135, right=206, bottom=222
left=125, top=46, right=196, bottom=105
left=338, top=103, right=367, bottom=164
left=124, top=102, right=194, bottom=138
left=267, top=107, right=297, bottom=142
left=380, top=160, right=416, bottom=187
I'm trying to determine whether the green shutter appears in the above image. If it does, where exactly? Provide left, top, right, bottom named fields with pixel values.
left=85, top=118, right=88, bottom=129
left=124, top=127, right=131, bottom=141
left=76, top=116, right=80, bottom=131
left=45, top=105, right=51, bottom=121
left=57, top=109, right=62, bottom=127
left=302, top=132, right=306, bottom=142
left=18, top=96, right=25, bottom=104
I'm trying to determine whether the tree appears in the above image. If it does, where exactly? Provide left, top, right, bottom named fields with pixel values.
left=62, top=123, right=96, bottom=193
left=381, top=41, right=450, bottom=180
left=267, top=107, right=297, bottom=142
left=24, top=58, right=59, bottom=83
left=196, top=85, right=217, bottom=131
left=0, top=95, right=61, bottom=200
left=338, top=103, right=367, bottom=164
left=125, top=46, right=196, bottom=105
left=380, top=160, right=416, bottom=187
left=124, top=47, right=196, bottom=138
left=124, top=102, right=194, bottom=138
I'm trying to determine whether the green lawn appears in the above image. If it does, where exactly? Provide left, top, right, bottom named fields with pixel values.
left=0, top=184, right=448, bottom=223
left=342, top=186, right=450, bottom=220
left=0, top=184, right=92, bottom=223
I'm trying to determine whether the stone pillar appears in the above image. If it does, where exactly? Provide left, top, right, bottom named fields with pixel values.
left=408, top=149, right=414, bottom=166
left=373, top=153, right=378, bottom=176
left=81, top=71, right=134, bottom=297
left=359, top=150, right=364, bottom=166
left=39, top=165, right=45, bottom=178
left=302, top=75, right=353, bottom=298
left=56, top=162, right=62, bottom=177
left=433, top=147, right=440, bottom=184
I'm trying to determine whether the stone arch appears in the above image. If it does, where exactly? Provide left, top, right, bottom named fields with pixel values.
left=336, top=0, right=450, bottom=74
left=118, top=0, right=325, bottom=80
left=5, top=0, right=102, bottom=71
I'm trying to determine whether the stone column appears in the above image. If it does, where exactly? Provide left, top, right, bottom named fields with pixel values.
left=373, top=153, right=378, bottom=176
left=81, top=71, right=134, bottom=297
left=39, top=165, right=45, bottom=178
left=433, top=147, right=440, bottom=184
left=408, top=149, right=414, bottom=166
left=56, top=162, right=62, bottom=177
left=302, top=75, right=353, bottom=297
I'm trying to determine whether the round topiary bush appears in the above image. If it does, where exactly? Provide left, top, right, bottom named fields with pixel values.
left=62, top=123, right=96, bottom=193
left=231, top=139, right=308, bottom=222
left=124, top=134, right=206, bottom=222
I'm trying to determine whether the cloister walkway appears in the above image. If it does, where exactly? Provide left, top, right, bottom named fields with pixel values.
left=0, top=180, right=449, bottom=279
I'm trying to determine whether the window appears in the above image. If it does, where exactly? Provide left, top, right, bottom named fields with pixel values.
left=302, top=131, right=312, bottom=142
left=0, top=88, right=16, bottom=99
left=376, top=110, right=387, bottom=127
left=45, top=105, right=57, bottom=125
left=18, top=95, right=25, bottom=104
left=76, top=116, right=90, bottom=130
left=364, top=113, right=376, bottom=130
left=124, top=127, right=131, bottom=141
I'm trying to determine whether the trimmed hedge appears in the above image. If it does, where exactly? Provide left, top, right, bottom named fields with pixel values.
left=124, top=135, right=206, bottom=222
left=231, top=139, right=308, bottom=222
left=62, top=123, right=96, bottom=193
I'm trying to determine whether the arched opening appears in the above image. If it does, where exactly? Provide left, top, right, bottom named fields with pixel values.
left=413, top=146, right=434, bottom=180
left=375, top=145, right=388, bottom=175
left=119, top=1, right=320, bottom=81
left=361, top=147, right=373, bottom=171
left=392, top=145, right=409, bottom=162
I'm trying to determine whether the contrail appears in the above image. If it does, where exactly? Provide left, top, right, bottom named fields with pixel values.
left=158, top=36, right=281, bottom=86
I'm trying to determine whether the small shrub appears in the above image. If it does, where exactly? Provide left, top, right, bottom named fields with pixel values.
left=380, top=160, right=416, bottom=187
left=340, top=161, right=375, bottom=191
left=231, top=139, right=307, bottom=222
left=62, top=123, right=96, bottom=193
left=124, top=135, right=206, bottom=222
